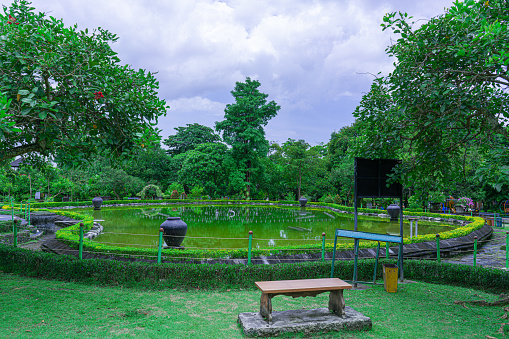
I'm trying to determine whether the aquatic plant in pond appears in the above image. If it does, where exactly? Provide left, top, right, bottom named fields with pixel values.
left=84, top=205, right=456, bottom=250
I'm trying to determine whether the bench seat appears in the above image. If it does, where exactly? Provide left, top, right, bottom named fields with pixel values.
left=255, top=278, right=352, bottom=323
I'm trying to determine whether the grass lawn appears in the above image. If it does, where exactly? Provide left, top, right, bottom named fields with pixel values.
left=0, top=272, right=507, bottom=338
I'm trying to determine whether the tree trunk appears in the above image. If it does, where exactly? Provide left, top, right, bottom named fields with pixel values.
left=246, top=160, right=251, bottom=198
left=298, top=170, right=302, bottom=199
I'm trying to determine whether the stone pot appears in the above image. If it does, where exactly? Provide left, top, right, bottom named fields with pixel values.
left=299, top=196, right=308, bottom=207
left=387, top=203, right=400, bottom=221
left=455, top=205, right=465, bottom=214
left=160, top=217, right=188, bottom=247
left=92, top=196, right=103, bottom=210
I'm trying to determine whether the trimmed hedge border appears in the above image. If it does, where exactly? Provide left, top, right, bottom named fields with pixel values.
left=1, top=200, right=486, bottom=260
left=0, top=244, right=508, bottom=292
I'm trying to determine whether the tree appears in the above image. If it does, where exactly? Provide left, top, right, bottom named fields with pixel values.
left=281, top=139, right=310, bottom=199
left=215, top=77, right=280, bottom=198
left=123, top=145, right=172, bottom=188
left=0, top=1, right=167, bottom=164
left=177, top=143, right=228, bottom=197
left=353, top=0, right=509, bottom=191
left=162, top=123, right=220, bottom=156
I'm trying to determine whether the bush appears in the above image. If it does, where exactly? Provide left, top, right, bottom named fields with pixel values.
left=333, top=194, right=341, bottom=205
left=170, top=190, right=179, bottom=199
left=0, top=244, right=507, bottom=291
left=0, top=220, right=12, bottom=233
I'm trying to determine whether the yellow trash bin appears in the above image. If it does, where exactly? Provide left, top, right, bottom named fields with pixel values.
left=383, top=263, right=398, bottom=293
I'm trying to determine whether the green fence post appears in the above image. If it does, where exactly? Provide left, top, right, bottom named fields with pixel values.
left=13, top=219, right=17, bottom=248
left=436, top=234, right=441, bottom=263
left=27, top=200, right=31, bottom=227
left=321, top=232, right=326, bottom=261
left=505, top=232, right=509, bottom=270
left=386, top=242, right=389, bottom=259
left=10, top=198, right=14, bottom=224
left=473, top=236, right=478, bottom=267
left=157, top=228, right=163, bottom=264
left=79, top=222, right=84, bottom=260
left=248, top=231, right=253, bottom=266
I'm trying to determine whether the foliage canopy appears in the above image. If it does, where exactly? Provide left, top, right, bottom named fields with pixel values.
left=0, top=1, right=167, bottom=165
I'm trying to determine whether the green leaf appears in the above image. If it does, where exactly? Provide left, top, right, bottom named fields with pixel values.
left=17, top=89, right=30, bottom=95
left=39, top=112, right=47, bottom=119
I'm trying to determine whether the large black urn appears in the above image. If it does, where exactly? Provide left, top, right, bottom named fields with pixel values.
left=160, top=217, right=188, bottom=247
left=92, top=196, right=103, bottom=210
left=299, top=196, right=308, bottom=207
left=387, top=203, right=401, bottom=222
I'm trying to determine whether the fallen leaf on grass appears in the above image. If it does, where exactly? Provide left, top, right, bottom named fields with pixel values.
left=485, top=336, right=496, bottom=339
left=25, top=330, right=32, bottom=333
left=497, top=322, right=509, bottom=334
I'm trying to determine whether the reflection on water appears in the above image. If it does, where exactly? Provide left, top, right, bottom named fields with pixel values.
left=81, top=205, right=456, bottom=249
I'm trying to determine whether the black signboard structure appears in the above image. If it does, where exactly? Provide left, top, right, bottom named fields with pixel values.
left=352, top=158, right=404, bottom=283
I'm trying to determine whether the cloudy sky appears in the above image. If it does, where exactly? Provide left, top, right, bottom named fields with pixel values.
left=22, top=0, right=453, bottom=145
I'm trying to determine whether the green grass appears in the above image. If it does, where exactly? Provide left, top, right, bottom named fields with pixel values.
left=0, top=273, right=507, bottom=338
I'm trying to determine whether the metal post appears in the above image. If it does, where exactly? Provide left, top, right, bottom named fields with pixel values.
left=410, top=221, right=413, bottom=239
left=386, top=242, right=389, bottom=259
left=415, top=220, right=418, bottom=237
left=321, top=232, right=326, bottom=261
left=13, top=219, right=17, bottom=248
left=79, top=222, right=84, bottom=260
left=399, top=197, right=404, bottom=282
left=506, top=232, right=508, bottom=270
left=10, top=198, right=14, bottom=224
left=248, top=231, right=253, bottom=266
left=436, top=234, right=441, bottom=263
left=373, top=242, right=380, bottom=283
left=353, top=239, right=359, bottom=287
left=27, top=200, right=31, bottom=227
left=157, top=228, right=163, bottom=264
left=331, top=231, right=338, bottom=278
left=473, top=236, right=478, bottom=267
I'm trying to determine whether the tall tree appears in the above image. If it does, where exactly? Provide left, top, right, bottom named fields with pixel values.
left=353, top=0, right=509, bottom=191
left=215, top=77, right=280, bottom=198
left=177, top=143, right=228, bottom=197
left=0, top=1, right=167, bottom=165
left=282, top=139, right=310, bottom=199
left=162, top=123, right=220, bottom=156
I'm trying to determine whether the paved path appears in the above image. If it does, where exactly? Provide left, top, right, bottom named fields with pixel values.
left=444, top=229, right=508, bottom=270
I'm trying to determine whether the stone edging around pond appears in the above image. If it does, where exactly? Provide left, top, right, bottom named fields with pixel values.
left=84, top=222, right=104, bottom=240
left=40, top=201, right=487, bottom=265
left=48, top=201, right=473, bottom=226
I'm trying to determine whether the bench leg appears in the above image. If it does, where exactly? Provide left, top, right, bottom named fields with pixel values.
left=328, top=290, right=345, bottom=318
left=260, top=293, right=272, bottom=323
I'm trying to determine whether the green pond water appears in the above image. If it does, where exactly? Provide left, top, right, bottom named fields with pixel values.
left=83, top=205, right=456, bottom=250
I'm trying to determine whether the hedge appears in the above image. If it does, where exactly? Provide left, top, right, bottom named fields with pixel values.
left=0, top=200, right=486, bottom=260
left=0, top=244, right=507, bottom=292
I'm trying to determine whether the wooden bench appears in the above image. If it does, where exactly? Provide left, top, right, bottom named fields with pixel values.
left=255, top=278, right=352, bottom=323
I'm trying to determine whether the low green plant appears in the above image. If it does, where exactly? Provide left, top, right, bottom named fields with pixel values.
left=0, top=220, right=13, bottom=233
left=0, top=245, right=508, bottom=292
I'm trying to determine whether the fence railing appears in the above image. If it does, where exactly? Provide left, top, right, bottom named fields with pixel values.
left=7, top=220, right=508, bottom=270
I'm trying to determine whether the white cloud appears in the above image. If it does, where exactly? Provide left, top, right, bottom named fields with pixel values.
left=24, top=0, right=454, bottom=144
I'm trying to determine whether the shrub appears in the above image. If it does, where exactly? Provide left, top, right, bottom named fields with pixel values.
left=170, top=190, right=179, bottom=199
left=0, top=244, right=507, bottom=292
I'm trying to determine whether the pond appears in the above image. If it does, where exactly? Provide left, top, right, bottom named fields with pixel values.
left=83, top=205, right=456, bottom=249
